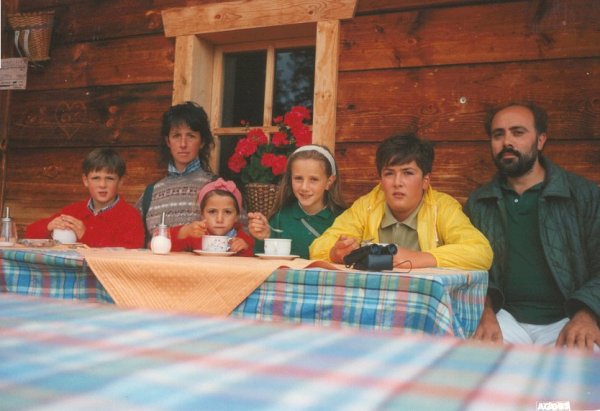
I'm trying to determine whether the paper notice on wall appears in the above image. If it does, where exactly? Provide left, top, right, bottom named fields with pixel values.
left=0, top=58, right=28, bottom=90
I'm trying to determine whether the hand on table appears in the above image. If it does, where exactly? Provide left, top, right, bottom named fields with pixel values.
left=472, top=297, right=503, bottom=344
left=392, top=248, right=436, bottom=270
left=248, top=212, right=271, bottom=240
left=229, top=237, right=249, bottom=254
left=329, top=235, right=360, bottom=264
left=178, top=220, right=208, bottom=239
left=48, top=215, right=85, bottom=240
left=556, top=308, right=600, bottom=351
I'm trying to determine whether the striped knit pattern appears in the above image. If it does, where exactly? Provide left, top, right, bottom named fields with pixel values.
left=136, top=169, right=216, bottom=233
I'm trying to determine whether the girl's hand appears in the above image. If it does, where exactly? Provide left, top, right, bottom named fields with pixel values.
left=178, top=220, right=208, bottom=239
left=50, top=215, right=85, bottom=240
left=247, top=212, right=271, bottom=240
left=229, top=237, right=249, bottom=253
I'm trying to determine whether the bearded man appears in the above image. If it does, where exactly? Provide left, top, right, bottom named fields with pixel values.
left=465, top=101, right=600, bottom=351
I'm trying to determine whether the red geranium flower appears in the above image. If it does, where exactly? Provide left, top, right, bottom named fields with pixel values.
left=227, top=106, right=313, bottom=184
left=271, top=131, right=289, bottom=147
left=246, top=128, right=268, bottom=145
left=227, top=152, right=247, bottom=173
left=235, top=137, right=258, bottom=157
left=271, top=155, right=288, bottom=176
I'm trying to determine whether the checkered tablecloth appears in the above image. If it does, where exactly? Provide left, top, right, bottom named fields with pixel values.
left=0, top=248, right=487, bottom=337
left=232, top=267, right=487, bottom=337
left=0, top=248, right=113, bottom=303
left=1, top=294, right=598, bottom=411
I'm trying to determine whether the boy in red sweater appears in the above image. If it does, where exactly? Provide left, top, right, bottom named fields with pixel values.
left=26, top=148, right=144, bottom=248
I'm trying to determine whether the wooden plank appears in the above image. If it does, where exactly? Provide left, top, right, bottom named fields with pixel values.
left=335, top=141, right=600, bottom=205
left=25, top=35, right=174, bottom=91
left=5, top=147, right=166, bottom=229
left=312, top=20, right=340, bottom=152
left=172, top=35, right=214, bottom=105
left=336, top=58, right=600, bottom=143
left=19, top=0, right=227, bottom=42
left=340, top=0, right=600, bottom=70
left=356, top=0, right=516, bottom=14
left=162, top=0, right=358, bottom=37
left=9, top=83, right=173, bottom=148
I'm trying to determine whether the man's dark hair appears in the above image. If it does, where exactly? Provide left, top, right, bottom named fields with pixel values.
left=375, top=133, right=434, bottom=176
left=82, top=148, right=126, bottom=177
left=484, top=101, right=548, bottom=137
left=159, top=101, right=215, bottom=171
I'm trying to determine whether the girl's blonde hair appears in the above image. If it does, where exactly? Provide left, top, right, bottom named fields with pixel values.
left=269, top=145, right=346, bottom=218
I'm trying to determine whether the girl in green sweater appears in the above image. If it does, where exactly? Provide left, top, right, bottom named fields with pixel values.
left=248, top=145, right=346, bottom=259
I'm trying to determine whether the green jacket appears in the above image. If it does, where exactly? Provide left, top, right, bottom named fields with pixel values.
left=465, top=157, right=600, bottom=319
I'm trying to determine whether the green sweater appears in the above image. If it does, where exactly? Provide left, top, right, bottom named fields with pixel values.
left=254, top=202, right=339, bottom=259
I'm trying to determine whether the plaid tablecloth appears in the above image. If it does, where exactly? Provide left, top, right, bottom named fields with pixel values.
left=1, top=294, right=598, bottom=411
left=231, top=267, right=487, bottom=338
left=0, top=248, right=113, bottom=303
left=0, top=248, right=487, bottom=337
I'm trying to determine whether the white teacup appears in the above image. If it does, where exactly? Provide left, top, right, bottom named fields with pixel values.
left=202, top=235, right=231, bottom=252
left=52, top=229, right=77, bottom=244
left=264, top=238, right=292, bottom=256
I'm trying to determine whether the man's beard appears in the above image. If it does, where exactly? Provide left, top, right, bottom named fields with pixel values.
left=493, top=145, right=538, bottom=178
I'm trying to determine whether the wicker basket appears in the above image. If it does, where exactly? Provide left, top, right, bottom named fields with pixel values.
left=244, top=183, right=278, bottom=216
left=8, top=11, right=55, bottom=62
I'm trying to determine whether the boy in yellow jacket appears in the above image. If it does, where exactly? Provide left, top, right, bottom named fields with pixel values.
left=310, top=134, right=492, bottom=270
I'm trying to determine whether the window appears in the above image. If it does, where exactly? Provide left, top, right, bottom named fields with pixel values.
left=161, top=0, right=358, bottom=173
left=216, top=43, right=316, bottom=178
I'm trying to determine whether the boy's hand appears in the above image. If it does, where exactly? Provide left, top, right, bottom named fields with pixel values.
left=48, top=215, right=85, bottom=240
left=178, top=220, right=208, bottom=239
left=229, top=237, right=249, bottom=253
left=329, top=235, right=359, bottom=263
left=247, top=212, right=270, bottom=240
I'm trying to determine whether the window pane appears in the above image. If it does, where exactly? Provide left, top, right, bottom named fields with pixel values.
left=273, top=47, right=315, bottom=120
left=222, top=51, right=266, bottom=127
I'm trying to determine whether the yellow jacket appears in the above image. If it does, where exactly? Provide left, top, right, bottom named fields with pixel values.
left=309, top=184, right=493, bottom=270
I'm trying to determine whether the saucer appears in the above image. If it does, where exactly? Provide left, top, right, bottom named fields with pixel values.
left=193, top=250, right=236, bottom=257
left=19, top=239, right=59, bottom=248
left=255, top=253, right=299, bottom=260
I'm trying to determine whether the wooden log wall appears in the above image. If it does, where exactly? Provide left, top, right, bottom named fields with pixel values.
left=336, top=0, right=600, bottom=203
left=0, top=0, right=598, bottom=234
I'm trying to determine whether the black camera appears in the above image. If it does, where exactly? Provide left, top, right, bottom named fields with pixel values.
left=343, top=243, right=398, bottom=271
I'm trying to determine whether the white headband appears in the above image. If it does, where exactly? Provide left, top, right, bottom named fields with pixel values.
left=292, top=145, right=337, bottom=176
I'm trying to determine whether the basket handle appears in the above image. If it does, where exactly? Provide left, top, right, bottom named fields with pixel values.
left=13, top=29, right=32, bottom=60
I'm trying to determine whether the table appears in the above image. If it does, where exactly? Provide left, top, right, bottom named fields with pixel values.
left=1, top=294, right=598, bottom=411
left=0, top=248, right=487, bottom=337
left=0, top=248, right=112, bottom=303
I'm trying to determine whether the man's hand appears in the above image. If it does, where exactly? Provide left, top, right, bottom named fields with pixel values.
left=329, top=235, right=359, bottom=263
left=556, top=308, right=600, bottom=351
left=472, top=297, right=503, bottom=344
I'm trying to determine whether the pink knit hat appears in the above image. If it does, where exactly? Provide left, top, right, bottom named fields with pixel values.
left=197, top=178, right=243, bottom=212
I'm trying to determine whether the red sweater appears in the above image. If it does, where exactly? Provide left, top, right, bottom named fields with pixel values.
left=170, top=222, right=255, bottom=257
left=25, top=197, right=144, bottom=249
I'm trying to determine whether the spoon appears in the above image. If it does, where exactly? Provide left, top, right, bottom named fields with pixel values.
left=269, top=224, right=284, bottom=233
